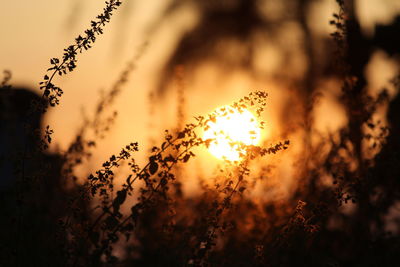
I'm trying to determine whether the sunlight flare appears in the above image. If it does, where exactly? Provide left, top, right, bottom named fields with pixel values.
left=203, top=106, right=261, bottom=161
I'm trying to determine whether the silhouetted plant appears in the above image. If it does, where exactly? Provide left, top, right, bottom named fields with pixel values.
left=3, top=0, right=400, bottom=266
left=59, top=90, right=289, bottom=265
left=61, top=41, right=148, bottom=185
left=38, top=0, right=122, bottom=111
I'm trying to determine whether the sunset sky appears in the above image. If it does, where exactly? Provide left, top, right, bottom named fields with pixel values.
left=2, top=2, right=400, bottom=265
left=1, top=0, right=399, bottom=191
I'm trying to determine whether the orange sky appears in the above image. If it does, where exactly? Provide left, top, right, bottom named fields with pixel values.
left=1, top=0, right=399, bottom=194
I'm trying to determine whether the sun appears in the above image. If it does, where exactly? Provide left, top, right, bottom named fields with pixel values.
left=203, top=106, right=261, bottom=161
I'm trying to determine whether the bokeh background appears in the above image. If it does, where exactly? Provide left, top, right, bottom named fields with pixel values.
left=1, top=0, right=400, bottom=217
left=3, top=0, right=400, bottom=265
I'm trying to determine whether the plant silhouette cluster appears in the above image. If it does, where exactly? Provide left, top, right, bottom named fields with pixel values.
left=39, top=0, right=122, bottom=111
left=60, top=90, right=289, bottom=265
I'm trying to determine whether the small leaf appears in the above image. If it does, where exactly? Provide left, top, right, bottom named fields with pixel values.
left=164, top=155, right=175, bottom=162
left=161, top=142, right=167, bottom=150
left=183, top=154, right=190, bottom=163
left=112, top=189, right=127, bottom=213
left=177, top=132, right=185, bottom=139
left=149, top=161, right=158, bottom=175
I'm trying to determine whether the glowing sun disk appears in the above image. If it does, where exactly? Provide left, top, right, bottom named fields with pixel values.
left=203, top=107, right=261, bottom=161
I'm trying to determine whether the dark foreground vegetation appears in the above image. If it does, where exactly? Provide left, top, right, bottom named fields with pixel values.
left=1, top=0, right=400, bottom=266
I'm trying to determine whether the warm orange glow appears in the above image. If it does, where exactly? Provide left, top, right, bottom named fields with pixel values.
left=203, top=106, right=261, bottom=161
